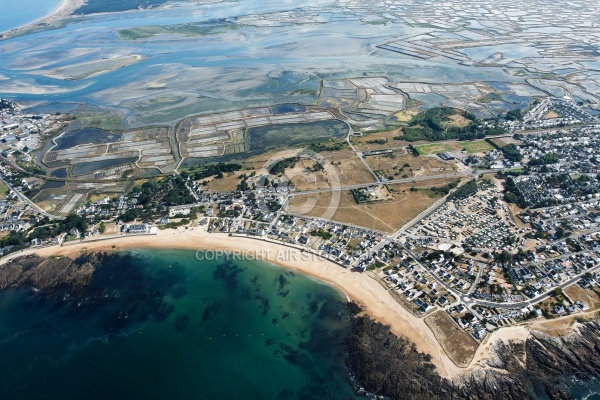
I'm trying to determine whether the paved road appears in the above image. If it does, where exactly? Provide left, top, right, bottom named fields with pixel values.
left=346, top=137, right=380, bottom=182
left=0, top=175, right=59, bottom=220
left=267, top=196, right=290, bottom=231
left=468, top=263, right=485, bottom=295
left=356, top=151, right=381, bottom=182
left=464, top=264, right=600, bottom=309
left=0, top=154, right=131, bottom=184
left=382, top=243, right=599, bottom=311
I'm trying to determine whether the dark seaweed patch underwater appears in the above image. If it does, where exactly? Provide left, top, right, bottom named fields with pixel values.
left=0, top=249, right=357, bottom=399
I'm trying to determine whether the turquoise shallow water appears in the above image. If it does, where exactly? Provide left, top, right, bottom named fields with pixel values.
left=0, top=249, right=357, bottom=399
left=0, top=0, right=61, bottom=33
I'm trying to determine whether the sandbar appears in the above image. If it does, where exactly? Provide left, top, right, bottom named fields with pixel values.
left=0, top=0, right=85, bottom=39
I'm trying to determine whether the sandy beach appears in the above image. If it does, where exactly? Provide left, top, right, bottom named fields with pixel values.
left=4, top=227, right=554, bottom=381
left=3, top=227, right=507, bottom=380
left=0, top=0, right=85, bottom=38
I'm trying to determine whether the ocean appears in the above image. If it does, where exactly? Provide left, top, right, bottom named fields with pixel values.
left=0, top=0, right=62, bottom=33
left=0, top=249, right=358, bottom=399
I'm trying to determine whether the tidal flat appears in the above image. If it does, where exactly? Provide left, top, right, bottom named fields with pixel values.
left=0, top=0, right=520, bottom=125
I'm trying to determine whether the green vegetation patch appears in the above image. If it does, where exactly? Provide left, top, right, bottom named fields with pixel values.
left=396, top=106, right=505, bottom=142
left=411, top=180, right=460, bottom=197
left=413, top=143, right=453, bottom=155
left=0, top=181, right=8, bottom=200
left=350, top=189, right=370, bottom=204
left=119, top=22, right=237, bottom=40
left=448, top=180, right=478, bottom=200
left=160, top=219, right=191, bottom=230
left=501, top=144, right=523, bottom=162
left=461, top=140, right=493, bottom=154
left=478, top=93, right=501, bottom=104
left=310, top=229, right=332, bottom=240
left=412, top=139, right=492, bottom=155
left=270, top=157, right=299, bottom=175
left=528, top=152, right=558, bottom=166
left=189, top=162, right=243, bottom=180
left=27, top=214, right=89, bottom=243
left=119, top=176, right=197, bottom=222
left=505, top=109, right=523, bottom=121
left=307, top=139, right=348, bottom=152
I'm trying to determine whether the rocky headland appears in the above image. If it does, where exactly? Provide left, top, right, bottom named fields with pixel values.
left=345, top=302, right=600, bottom=400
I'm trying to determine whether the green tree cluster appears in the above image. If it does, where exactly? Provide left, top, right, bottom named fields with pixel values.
left=501, top=144, right=523, bottom=162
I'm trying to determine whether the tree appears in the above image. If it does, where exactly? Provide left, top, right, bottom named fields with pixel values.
left=99, top=222, right=106, bottom=234
left=238, top=179, right=249, bottom=191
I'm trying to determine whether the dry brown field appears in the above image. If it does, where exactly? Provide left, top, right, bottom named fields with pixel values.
left=445, top=114, right=471, bottom=127
left=288, top=177, right=457, bottom=233
left=364, top=152, right=458, bottom=180
left=424, top=310, right=479, bottom=368
left=323, top=150, right=377, bottom=186
left=565, top=285, right=600, bottom=309
left=350, top=128, right=405, bottom=151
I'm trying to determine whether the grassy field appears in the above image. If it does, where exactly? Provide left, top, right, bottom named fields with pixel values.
left=424, top=310, right=479, bottom=367
left=413, top=139, right=493, bottom=155
left=394, top=109, right=420, bottom=122
left=0, top=181, right=8, bottom=200
left=488, top=137, right=511, bottom=148
left=413, top=143, right=453, bottom=155
left=288, top=159, right=330, bottom=191
left=205, top=174, right=244, bottom=193
left=461, top=140, right=494, bottom=154
left=197, top=148, right=379, bottom=192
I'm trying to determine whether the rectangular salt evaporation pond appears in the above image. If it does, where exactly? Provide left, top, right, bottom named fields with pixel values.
left=460, top=44, right=541, bottom=63
left=71, top=157, right=139, bottom=176
left=53, top=128, right=123, bottom=151
left=248, top=120, right=349, bottom=154
left=0, top=0, right=61, bottom=33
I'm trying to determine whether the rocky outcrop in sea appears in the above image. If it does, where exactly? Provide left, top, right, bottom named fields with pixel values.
left=0, top=252, right=110, bottom=296
left=344, top=303, right=600, bottom=400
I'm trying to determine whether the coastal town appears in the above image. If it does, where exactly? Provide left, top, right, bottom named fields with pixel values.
left=0, top=94, right=599, bottom=368
left=3, top=0, right=600, bottom=398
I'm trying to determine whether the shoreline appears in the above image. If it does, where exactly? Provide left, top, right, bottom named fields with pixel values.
left=0, top=0, right=85, bottom=39
left=5, top=228, right=598, bottom=382
left=6, top=230, right=598, bottom=398
left=9, top=227, right=491, bottom=380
